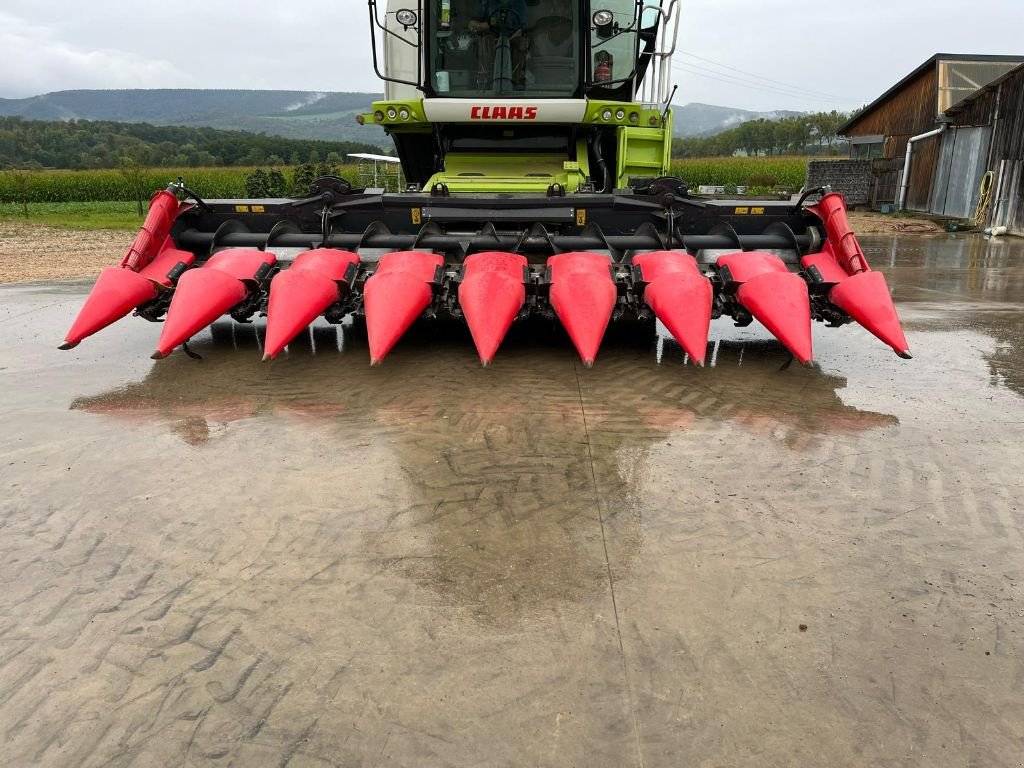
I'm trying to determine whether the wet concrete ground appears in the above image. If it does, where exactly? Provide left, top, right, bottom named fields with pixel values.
left=1, top=234, right=1023, bottom=767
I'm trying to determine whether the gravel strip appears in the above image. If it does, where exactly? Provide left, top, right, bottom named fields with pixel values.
left=0, top=222, right=126, bottom=284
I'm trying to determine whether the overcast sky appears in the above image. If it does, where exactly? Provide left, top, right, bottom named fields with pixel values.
left=1, top=0, right=1022, bottom=113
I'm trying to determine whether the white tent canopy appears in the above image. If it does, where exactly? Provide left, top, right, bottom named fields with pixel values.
left=347, top=153, right=401, bottom=164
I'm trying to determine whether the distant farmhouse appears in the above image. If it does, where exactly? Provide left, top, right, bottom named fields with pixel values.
left=839, top=54, right=1024, bottom=235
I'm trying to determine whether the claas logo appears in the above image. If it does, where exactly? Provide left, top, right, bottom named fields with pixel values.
left=470, top=106, right=539, bottom=120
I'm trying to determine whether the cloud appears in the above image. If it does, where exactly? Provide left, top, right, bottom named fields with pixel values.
left=0, top=11, right=187, bottom=97
left=2, top=0, right=1022, bottom=111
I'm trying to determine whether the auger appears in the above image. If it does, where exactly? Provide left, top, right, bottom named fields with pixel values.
left=63, top=0, right=910, bottom=366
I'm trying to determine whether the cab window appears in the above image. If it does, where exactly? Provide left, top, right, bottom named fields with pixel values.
left=428, top=0, right=580, bottom=97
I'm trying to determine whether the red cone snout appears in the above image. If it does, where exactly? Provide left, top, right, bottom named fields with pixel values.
left=804, top=192, right=910, bottom=357
left=830, top=271, right=911, bottom=358
left=547, top=252, right=617, bottom=367
left=634, top=251, right=713, bottom=365
left=363, top=251, right=443, bottom=365
left=152, top=249, right=276, bottom=359
left=61, top=246, right=195, bottom=350
left=718, top=252, right=813, bottom=364
left=458, top=252, right=527, bottom=365
left=263, top=249, right=359, bottom=361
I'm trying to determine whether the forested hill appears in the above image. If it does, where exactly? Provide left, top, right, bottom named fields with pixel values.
left=0, top=117, right=385, bottom=170
left=0, top=89, right=387, bottom=145
left=0, top=89, right=817, bottom=143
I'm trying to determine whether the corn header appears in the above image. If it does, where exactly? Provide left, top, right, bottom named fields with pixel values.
left=63, top=0, right=910, bottom=366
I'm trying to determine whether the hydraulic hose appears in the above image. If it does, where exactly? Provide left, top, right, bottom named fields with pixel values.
left=591, top=134, right=611, bottom=193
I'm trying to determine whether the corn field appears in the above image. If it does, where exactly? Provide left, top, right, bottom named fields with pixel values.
left=0, top=166, right=358, bottom=204
left=669, top=157, right=809, bottom=188
left=1, top=159, right=809, bottom=205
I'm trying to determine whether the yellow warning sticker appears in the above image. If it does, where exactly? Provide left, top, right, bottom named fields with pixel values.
left=752, top=207, right=765, bottom=215
left=235, top=205, right=250, bottom=213
left=252, top=205, right=265, bottom=214
left=734, top=207, right=750, bottom=215
left=411, top=208, right=422, bottom=225
left=576, top=209, right=587, bottom=226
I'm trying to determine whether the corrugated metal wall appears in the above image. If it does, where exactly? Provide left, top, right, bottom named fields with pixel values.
left=992, top=160, right=1023, bottom=235
left=988, top=68, right=1024, bottom=234
left=930, top=126, right=993, bottom=218
left=945, top=64, right=1024, bottom=233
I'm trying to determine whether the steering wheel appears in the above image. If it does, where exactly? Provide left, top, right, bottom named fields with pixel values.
left=486, top=7, right=524, bottom=36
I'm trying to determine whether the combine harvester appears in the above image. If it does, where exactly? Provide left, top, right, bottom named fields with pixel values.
left=62, top=0, right=910, bottom=367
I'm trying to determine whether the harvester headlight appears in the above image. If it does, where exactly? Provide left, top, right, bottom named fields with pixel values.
left=375, top=110, right=385, bottom=122
left=601, top=109, right=613, bottom=121
left=593, top=10, right=614, bottom=28
left=386, top=107, right=399, bottom=120
left=399, top=108, right=411, bottom=120
left=615, top=109, right=626, bottom=121
left=629, top=111, right=640, bottom=123
left=396, top=9, right=418, bottom=27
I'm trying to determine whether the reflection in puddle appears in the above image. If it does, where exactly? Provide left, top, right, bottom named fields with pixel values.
left=70, top=322, right=900, bottom=449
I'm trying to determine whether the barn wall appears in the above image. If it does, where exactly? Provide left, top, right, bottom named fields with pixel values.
left=844, top=68, right=938, bottom=160
left=906, top=134, right=941, bottom=212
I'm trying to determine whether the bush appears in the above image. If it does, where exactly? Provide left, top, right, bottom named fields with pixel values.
left=291, top=163, right=317, bottom=197
left=244, top=168, right=288, bottom=197
left=267, top=169, right=288, bottom=197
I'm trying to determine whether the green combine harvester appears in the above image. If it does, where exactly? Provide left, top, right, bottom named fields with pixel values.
left=62, top=0, right=911, bottom=367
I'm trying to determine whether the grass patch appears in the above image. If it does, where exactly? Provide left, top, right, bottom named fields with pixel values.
left=0, top=202, right=142, bottom=230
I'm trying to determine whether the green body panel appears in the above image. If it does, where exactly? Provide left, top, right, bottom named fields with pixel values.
left=582, top=101, right=664, bottom=129
left=363, top=100, right=429, bottom=127
left=616, top=109, right=672, bottom=187
left=427, top=154, right=586, bottom=193
left=363, top=98, right=673, bottom=193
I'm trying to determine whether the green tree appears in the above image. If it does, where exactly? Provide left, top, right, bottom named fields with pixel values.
left=809, top=110, right=848, bottom=153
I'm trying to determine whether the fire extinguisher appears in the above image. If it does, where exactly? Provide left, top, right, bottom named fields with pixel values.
left=595, top=52, right=613, bottom=83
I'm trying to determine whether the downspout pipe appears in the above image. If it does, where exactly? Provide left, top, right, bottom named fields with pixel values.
left=897, top=123, right=946, bottom=211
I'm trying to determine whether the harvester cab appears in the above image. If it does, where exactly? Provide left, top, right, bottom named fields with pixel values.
left=62, top=0, right=912, bottom=368
left=370, top=0, right=680, bottom=195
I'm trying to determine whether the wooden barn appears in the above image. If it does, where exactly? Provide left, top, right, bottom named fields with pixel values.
left=944, top=63, right=1024, bottom=235
left=839, top=54, right=1023, bottom=213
